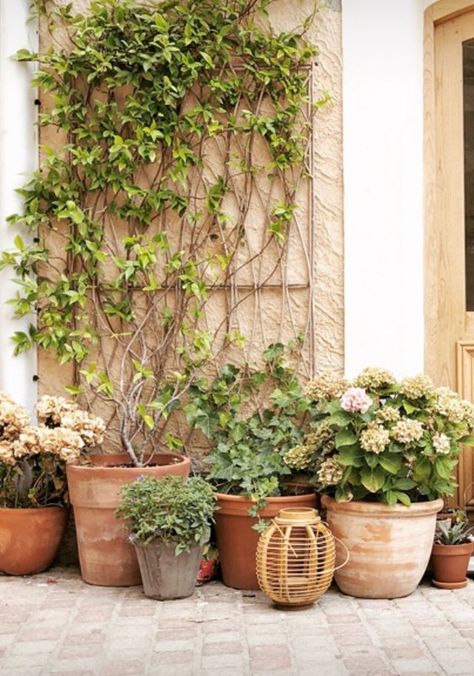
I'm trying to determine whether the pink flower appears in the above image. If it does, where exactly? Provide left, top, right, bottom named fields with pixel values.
left=340, top=387, right=372, bottom=414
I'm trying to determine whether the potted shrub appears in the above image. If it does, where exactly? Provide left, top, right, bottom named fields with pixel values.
left=117, top=475, right=216, bottom=600
left=284, top=368, right=474, bottom=598
left=0, top=392, right=103, bottom=575
left=431, top=520, right=474, bottom=589
left=186, top=345, right=317, bottom=590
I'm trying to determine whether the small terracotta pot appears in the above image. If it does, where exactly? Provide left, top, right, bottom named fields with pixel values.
left=0, top=506, right=67, bottom=575
left=214, top=492, right=318, bottom=590
left=431, top=542, right=473, bottom=589
left=67, top=453, right=191, bottom=586
left=322, top=496, right=443, bottom=599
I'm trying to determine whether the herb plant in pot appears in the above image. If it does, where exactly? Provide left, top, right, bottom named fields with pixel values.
left=286, top=369, right=474, bottom=599
left=117, top=475, right=216, bottom=600
left=186, top=345, right=317, bottom=590
left=431, top=520, right=474, bottom=589
left=0, top=393, right=104, bottom=575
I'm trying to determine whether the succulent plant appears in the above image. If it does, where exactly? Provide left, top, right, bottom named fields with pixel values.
left=434, top=520, right=474, bottom=545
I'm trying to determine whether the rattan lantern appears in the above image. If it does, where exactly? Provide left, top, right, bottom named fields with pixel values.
left=256, top=507, right=336, bottom=608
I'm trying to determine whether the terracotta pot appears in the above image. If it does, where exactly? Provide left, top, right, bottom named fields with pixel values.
left=67, top=453, right=191, bottom=586
left=0, top=506, right=67, bottom=575
left=322, top=496, right=443, bottom=599
left=134, top=540, right=202, bottom=600
left=431, top=542, right=473, bottom=589
left=215, top=492, right=318, bottom=590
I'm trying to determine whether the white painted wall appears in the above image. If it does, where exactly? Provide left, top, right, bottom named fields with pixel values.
left=342, top=0, right=432, bottom=379
left=0, top=0, right=37, bottom=410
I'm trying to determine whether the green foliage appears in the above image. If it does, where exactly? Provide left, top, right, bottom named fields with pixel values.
left=185, top=343, right=310, bottom=514
left=1, top=0, right=324, bottom=465
left=117, top=475, right=216, bottom=554
left=434, top=520, right=473, bottom=545
left=284, top=370, right=474, bottom=505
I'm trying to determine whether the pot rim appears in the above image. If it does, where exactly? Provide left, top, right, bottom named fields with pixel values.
left=216, top=492, right=316, bottom=505
left=432, top=542, right=474, bottom=554
left=321, top=495, right=443, bottom=517
left=0, top=505, right=66, bottom=513
left=67, top=452, right=190, bottom=474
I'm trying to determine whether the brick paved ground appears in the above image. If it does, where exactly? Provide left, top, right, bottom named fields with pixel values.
left=0, top=568, right=473, bottom=675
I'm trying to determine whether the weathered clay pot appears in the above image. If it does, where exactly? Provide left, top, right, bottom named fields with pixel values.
left=215, top=492, right=317, bottom=590
left=0, top=506, right=67, bottom=575
left=134, top=540, right=203, bottom=600
left=431, top=542, right=473, bottom=589
left=67, top=453, right=191, bottom=586
left=322, top=496, right=443, bottom=599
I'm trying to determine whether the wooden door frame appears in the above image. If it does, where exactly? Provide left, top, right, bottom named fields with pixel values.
left=424, top=0, right=474, bottom=509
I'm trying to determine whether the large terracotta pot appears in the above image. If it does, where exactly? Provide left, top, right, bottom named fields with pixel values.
left=215, top=492, right=318, bottom=590
left=67, top=453, right=191, bottom=586
left=0, top=506, right=67, bottom=575
left=431, top=542, right=473, bottom=589
left=322, top=496, right=443, bottom=599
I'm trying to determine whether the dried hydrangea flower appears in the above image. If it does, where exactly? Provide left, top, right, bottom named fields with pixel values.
left=390, top=419, right=424, bottom=444
left=61, top=410, right=105, bottom=447
left=284, top=444, right=312, bottom=470
left=432, top=433, right=450, bottom=455
left=360, top=423, right=390, bottom=454
left=0, top=399, right=30, bottom=442
left=375, top=406, right=400, bottom=424
left=340, top=387, right=372, bottom=414
left=432, top=388, right=466, bottom=424
left=12, top=426, right=41, bottom=459
left=37, top=427, right=84, bottom=462
left=0, top=441, right=15, bottom=465
left=460, top=399, right=474, bottom=430
left=400, top=375, right=434, bottom=400
left=304, top=420, right=335, bottom=454
left=305, top=373, right=349, bottom=402
left=36, top=396, right=78, bottom=427
left=352, top=367, right=396, bottom=390
left=317, top=457, right=345, bottom=486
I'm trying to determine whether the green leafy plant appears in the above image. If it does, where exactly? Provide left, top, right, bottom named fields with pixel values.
left=284, top=368, right=474, bottom=506
left=434, top=520, right=473, bottom=545
left=185, top=343, right=311, bottom=514
left=1, top=0, right=325, bottom=466
left=117, top=475, right=216, bottom=554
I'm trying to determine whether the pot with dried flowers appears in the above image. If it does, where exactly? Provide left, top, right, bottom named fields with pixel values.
left=284, top=369, right=474, bottom=598
left=0, top=392, right=104, bottom=575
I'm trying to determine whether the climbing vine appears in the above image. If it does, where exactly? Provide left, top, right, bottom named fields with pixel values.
left=1, top=0, right=326, bottom=464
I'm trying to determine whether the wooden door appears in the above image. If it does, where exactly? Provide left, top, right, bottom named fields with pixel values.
left=427, top=9, right=474, bottom=510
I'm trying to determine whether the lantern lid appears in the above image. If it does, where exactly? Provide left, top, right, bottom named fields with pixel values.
left=274, top=507, right=320, bottom=525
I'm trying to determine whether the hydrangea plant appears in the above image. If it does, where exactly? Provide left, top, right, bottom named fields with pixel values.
left=0, top=394, right=104, bottom=507
left=284, top=368, right=474, bottom=506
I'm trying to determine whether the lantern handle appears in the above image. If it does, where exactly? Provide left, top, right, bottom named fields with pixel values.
left=332, top=534, right=350, bottom=571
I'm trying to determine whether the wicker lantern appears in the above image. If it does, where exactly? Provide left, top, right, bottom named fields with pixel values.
left=256, top=507, right=336, bottom=608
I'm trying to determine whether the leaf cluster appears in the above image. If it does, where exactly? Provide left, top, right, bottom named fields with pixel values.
left=434, top=520, right=473, bottom=545
left=185, top=343, right=310, bottom=512
left=117, top=474, right=216, bottom=554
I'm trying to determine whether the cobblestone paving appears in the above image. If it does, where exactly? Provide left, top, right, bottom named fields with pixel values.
left=0, top=568, right=473, bottom=675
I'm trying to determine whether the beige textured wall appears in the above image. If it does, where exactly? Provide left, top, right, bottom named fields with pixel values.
left=38, top=0, right=344, bottom=407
